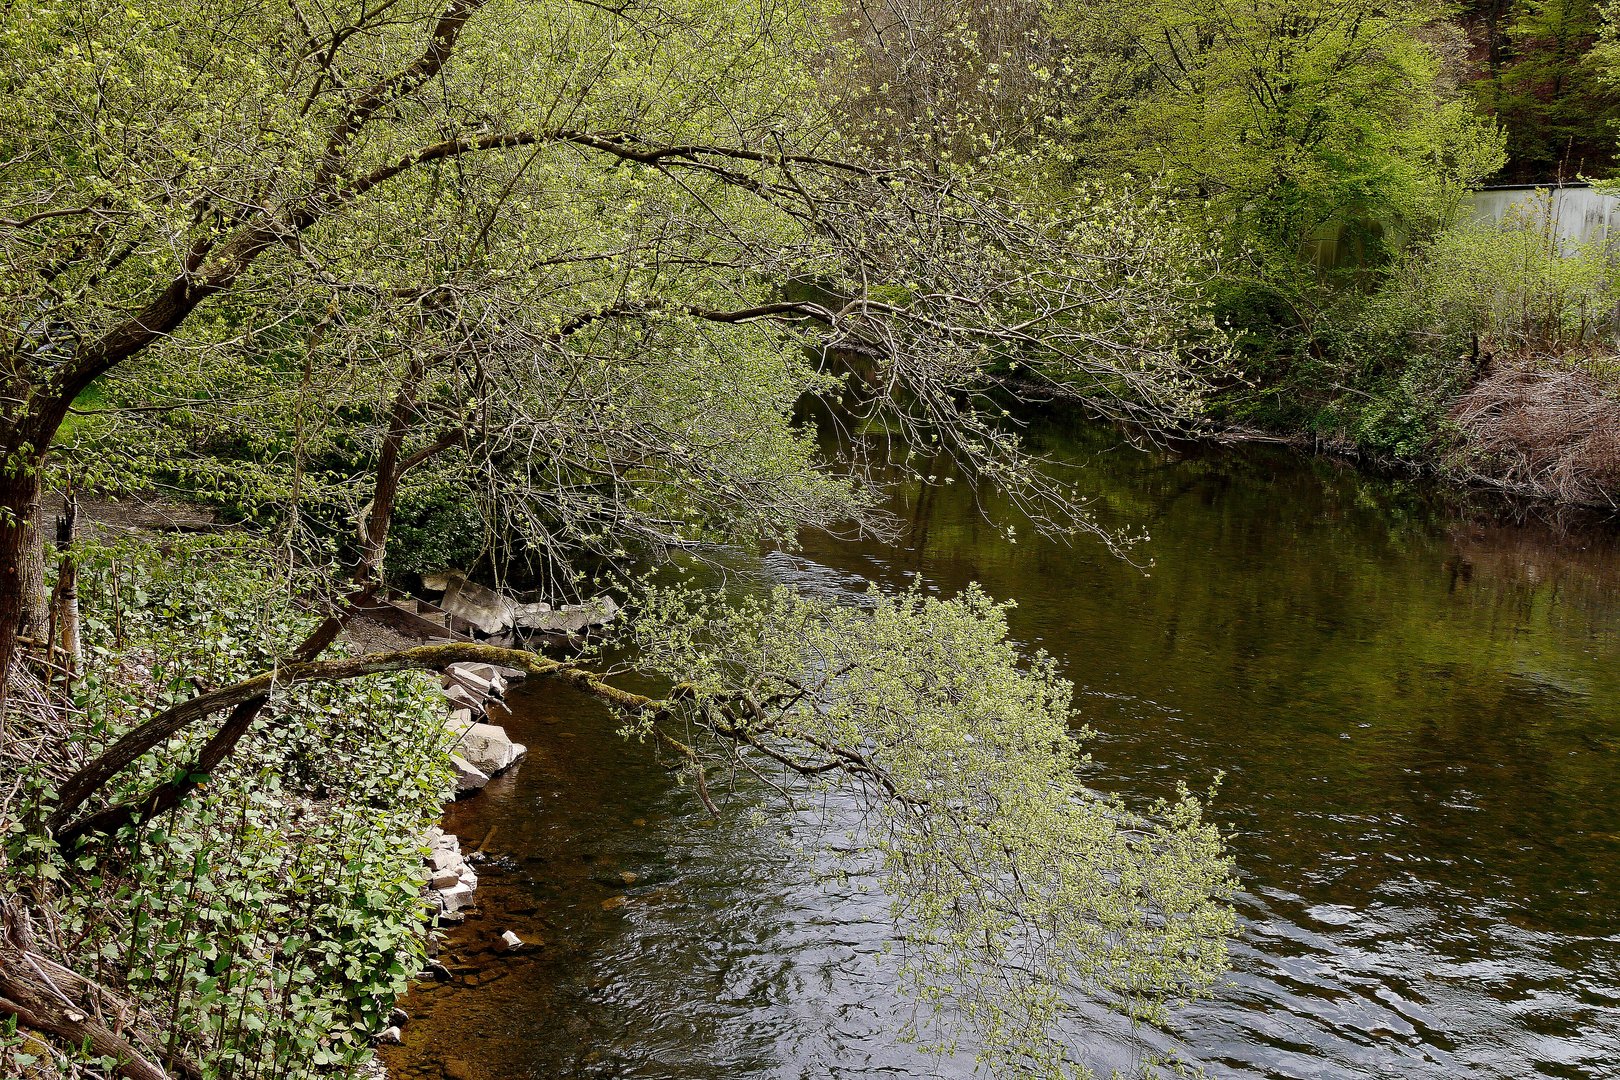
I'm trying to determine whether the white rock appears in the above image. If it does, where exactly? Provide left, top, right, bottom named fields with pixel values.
left=378, top=1026, right=403, bottom=1045
left=439, top=881, right=476, bottom=914
left=443, top=665, right=506, bottom=700
left=500, top=929, right=524, bottom=951
left=429, top=867, right=460, bottom=890
left=513, top=600, right=552, bottom=627
left=421, top=570, right=460, bottom=592
left=441, top=682, right=484, bottom=710
left=456, top=722, right=527, bottom=775
left=442, top=668, right=494, bottom=693
left=437, top=576, right=517, bottom=635
left=449, top=754, right=489, bottom=795
left=515, top=595, right=618, bottom=634
left=429, top=842, right=462, bottom=874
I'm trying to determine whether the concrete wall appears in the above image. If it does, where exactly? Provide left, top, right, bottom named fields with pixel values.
left=1468, top=186, right=1620, bottom=249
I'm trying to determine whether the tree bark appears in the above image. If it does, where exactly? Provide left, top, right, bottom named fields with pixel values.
left=358, top=355, right=426, bottom=583
left=0, top=976, right=175, bottom=1080
left=0, top=896, right=193, bottom=1080
left=0, top=463, right=48, bottom=711
left=52, top=490, right=82, bottom=683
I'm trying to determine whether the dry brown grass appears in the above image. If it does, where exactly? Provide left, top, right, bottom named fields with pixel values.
left=1451, top=357, right=1620, bottom=506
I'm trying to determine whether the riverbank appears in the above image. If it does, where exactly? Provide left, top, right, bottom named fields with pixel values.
left=1009, top=357, right=1620, bottom=513
left=0, top=530, right=462, bottom=1080
left=1223, top=358, right=1620, bottom=511
left=9, top=388, right=1618, bottom=1080
left=0, top=490, right=638, bottom=1080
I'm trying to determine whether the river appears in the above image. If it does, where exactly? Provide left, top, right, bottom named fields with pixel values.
left=382, top=412, right=1620, bottom=1079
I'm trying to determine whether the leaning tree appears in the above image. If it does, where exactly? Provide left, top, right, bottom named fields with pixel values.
left=2, top=2, right=1233, bottom=1076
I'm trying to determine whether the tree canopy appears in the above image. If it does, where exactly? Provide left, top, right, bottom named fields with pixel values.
left=0, top=2, right=1239, bottom=1078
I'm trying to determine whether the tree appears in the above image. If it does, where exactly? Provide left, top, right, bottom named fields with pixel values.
left=0, top=0, right=1224, bottom=687
left=1471, top=0, right=1620, bottom=180
left=1046, top=0, right=1505, bottom=268
left=1, top=2, right=1236, bottom=1075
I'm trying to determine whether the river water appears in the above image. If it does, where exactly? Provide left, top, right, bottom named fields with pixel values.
left=383, top=414, right=1620, bottom=1079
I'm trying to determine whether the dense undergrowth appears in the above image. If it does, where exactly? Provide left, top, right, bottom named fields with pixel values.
left=0, top=535, right=453, bottom=1079
left=1213, top=207, right=1620, bottom=505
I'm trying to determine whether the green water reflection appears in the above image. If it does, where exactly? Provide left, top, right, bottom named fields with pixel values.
left=388, top=413, right=1620, bottom=1079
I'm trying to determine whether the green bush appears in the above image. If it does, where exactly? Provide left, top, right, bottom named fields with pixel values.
left=1366, top=209, right=1620, bottom=355
left=2, top=535, right=453, bottom=1079
left=385, top=475, right=489, bottom=579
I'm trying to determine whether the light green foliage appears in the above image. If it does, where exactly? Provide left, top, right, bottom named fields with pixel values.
left=826, top=0, right=1064, bottom=167
left=630, top=583, right=1236, bottom=1079
left=1045, top=0, right=1504, bottom=266
left=1367, top=208, right=1620, bottom=354
left=1228, top=200, right=1620, bottom=464
left=2, top=535, right=454, bottom=1078
left=9, top=0, right=1229, bottom=587
left=1, top=4, right=1242, bottom=1076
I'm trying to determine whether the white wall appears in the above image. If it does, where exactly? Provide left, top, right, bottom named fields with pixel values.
left=1469, top=187, right=1620, bottom=248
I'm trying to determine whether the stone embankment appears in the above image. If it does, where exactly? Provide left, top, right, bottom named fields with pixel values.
left=422, top=570, right=620, bottom=638
left=377, top=655, right=545, bottom=1057
left=420, top=661, right=525, bottom=920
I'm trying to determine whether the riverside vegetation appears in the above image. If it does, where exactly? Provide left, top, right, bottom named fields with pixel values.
left=2, top=1, right=1619, bottom=1079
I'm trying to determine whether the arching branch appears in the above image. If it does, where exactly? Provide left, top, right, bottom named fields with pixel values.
left=46, top=643, right=564, bottom=837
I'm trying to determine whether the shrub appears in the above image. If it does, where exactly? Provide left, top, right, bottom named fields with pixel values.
left=1366, top=207, right=1620, bottom=355
left=1, top=535, right=453, bottom=1079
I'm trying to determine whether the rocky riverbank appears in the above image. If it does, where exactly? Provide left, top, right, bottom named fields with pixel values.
left=381, top=661, right=532, bottom=1058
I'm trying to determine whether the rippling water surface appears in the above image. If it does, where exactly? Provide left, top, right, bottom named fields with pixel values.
left=384, top=415, right=1620, bottom=1079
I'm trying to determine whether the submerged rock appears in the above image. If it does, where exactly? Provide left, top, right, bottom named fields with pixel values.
left=516, top=595, right=620, bottom=635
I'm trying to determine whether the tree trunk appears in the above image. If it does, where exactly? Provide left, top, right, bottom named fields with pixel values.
left=47, top=642, right=566, bottom=836
left=52, top=389, right=470, bottom=844
left=358, top=355, right=426, bottom=583
left=52, top=490, right=82, bottom=684
left=0, top=463, right=48, bottom=709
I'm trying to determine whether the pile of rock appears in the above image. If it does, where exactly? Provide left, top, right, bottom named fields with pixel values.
left=439, top=662, right=527, bottom=796
left=421, top=570, right=619, bottom=638
left=422, top=826, right=478, bottom=921
left=384, top=657, right=554, bottom=1061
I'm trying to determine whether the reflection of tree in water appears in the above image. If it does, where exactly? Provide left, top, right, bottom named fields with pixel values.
left=797, top=408, right=1620, bottom=1032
